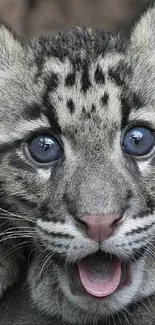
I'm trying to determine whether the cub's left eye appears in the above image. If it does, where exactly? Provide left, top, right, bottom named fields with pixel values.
left=28, top=134, right=63, bottom=163
left=122, top=126, right=154, bottom=156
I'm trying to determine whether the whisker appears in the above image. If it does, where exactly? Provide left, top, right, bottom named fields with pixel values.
left=0, top=232, right=35, bottom=243
left=0, top=227, right=34, bottom=233
left=28, top=247, right=36, bottom=266
left=0, top=207, right=35, bottom=224
left=36, top=252, right=52, bottom=282
left=0, top=241, right=31, bottom=262
left=120, top=308, right=132, bottom=325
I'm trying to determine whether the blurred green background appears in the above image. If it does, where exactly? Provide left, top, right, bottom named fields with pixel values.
left=0, top=0, right=148, bottom=37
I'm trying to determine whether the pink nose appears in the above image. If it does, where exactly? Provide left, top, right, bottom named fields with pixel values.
left=81, top=214, right=121, bottom=242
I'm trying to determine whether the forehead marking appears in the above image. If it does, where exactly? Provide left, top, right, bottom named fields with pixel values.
left=24, top=103, right=41, bottom=120
left=67, top=98, right=75, bottom=114
left=65, top=72, right=76, bottom=87
left=81, top=62, right=91, bottom=93
left=100, top=93, right=109, bottom=107
left=43, top=53, right=125, bottom=129
left=94, top=65, right=105, bottom=84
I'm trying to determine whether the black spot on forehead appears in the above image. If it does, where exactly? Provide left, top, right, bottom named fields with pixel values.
left=81, top=62, right=91, bottom=93
left=100, top=93, right=109, bottom=107
left=65, top=72, right=76, bottom=87
left=24, top=103, right=41, bottom=120
left=67, top=98, right=75, bottom=114
left=94, top=65, right=105, bottom=84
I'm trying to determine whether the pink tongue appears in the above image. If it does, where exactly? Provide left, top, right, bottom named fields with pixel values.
left=77, top=252, right=122, bottom=298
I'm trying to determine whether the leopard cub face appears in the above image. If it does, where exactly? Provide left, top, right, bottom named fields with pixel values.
left=1, top=2, right=155, bottom=324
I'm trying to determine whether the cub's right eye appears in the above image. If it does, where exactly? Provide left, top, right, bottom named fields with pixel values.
left=27, top=134, right=63, bottom=163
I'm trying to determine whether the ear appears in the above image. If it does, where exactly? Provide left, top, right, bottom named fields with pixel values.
left=0, top=23, right=22, bottom=66
left=131, top=1, right=155, bottom=50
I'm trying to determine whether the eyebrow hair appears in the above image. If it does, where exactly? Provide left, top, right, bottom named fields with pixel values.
left=0, top=117, right=50, bottom=147
left=43, top=105, right=62, bottom=134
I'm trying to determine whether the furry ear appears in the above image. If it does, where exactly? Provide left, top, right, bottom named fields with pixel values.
left=131, top=0, right=155, bottom=50
left=0, top=23, right=22, bottom=66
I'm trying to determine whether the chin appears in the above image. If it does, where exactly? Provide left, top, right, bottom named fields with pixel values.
left=28, top=244, right=155, bottom=325
left=58, top=252, right=146, bottom=321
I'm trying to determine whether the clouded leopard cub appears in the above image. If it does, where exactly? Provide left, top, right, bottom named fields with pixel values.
left=1, top=1, right=155, bottom=324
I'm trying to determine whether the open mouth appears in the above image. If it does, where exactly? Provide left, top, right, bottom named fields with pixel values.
left=68, top=251, right=130, bottom=298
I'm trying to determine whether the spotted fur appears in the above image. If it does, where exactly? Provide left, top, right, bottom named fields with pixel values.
left=1, top=2, right=155, bottom=324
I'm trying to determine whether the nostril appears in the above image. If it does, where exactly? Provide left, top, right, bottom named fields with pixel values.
left=111, top=218, right=122, bottom=229
left=112, top=218, right=119, bottom=228
left=74, top=216, right=88, bottom=231
left=112, top=214, right=124, bottom=228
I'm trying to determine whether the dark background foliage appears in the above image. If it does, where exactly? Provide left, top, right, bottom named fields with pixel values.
left=0, top=0, right=148, bottom=37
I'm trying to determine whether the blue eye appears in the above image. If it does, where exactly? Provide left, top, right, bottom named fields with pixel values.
left=122, top=126, right=154, bottom=156
left=28, top=134, right=63, bottom=163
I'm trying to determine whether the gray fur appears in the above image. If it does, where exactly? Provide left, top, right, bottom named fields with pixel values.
left=1, top=2, right=155, bottom=324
